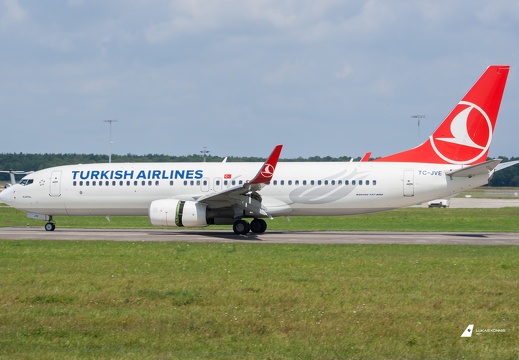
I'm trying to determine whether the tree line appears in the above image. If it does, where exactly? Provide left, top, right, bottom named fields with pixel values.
left=1, top=153, right=518, bottom=187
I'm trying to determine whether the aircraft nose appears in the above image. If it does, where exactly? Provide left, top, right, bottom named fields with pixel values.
left=0, top=186, right=14, bottom=206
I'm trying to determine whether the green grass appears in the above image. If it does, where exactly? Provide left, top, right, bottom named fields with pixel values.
left=2, top=205, right=519, bottom=232
left=0, top=241, right=517, bottom=359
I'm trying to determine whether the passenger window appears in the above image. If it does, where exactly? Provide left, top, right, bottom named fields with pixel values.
left=79, top=181, right=83, bottom=186
left=366, top=180, right=370, bottom=185
left=338, top=180, right=342, bottom=185
left=288, top=180, right=292, bottom=185
left=318, top=180, right=322, bottom=185
left=311, top=180, right=315, bottom=185
left=345, top=180, right=349, bottom=185
left=352, top=180, right=356, bottom=185
left=295, top=180, right=299, bottom=185
left=359, top=180, right=363, bottom=185
left=156, top=181, right=159, bottom=186
left=73, top=181, right=77, bottom=186
left=280, top=180, right=285, bottom=185
left=373, top=180, right=377, bottom=185
left=302, top=180, right=307, bottom=185
left=170, top=181, right=174, bottom=186
left=216, top=180, right=221, bottom=186
left=273, top=180, right=277, bottom=185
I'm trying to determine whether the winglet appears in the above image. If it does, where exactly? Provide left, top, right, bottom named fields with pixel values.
left=361, top=152, right=372, bottom=162
left=249, top=145, right=283, bottom=185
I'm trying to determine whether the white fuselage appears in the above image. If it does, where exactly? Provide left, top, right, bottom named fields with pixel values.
left=0, top=161, right=487, bottom=218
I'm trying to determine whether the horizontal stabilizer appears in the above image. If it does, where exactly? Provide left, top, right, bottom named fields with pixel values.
left=446, top=159, right=501, bottom=178
left=495, top=160, right=519, bottom=172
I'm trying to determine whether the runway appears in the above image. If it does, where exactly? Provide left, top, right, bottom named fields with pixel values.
left=0, top=227, right=518, bottom=245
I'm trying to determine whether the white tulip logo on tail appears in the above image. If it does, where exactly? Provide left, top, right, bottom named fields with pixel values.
left=430, top=101, right=492, bottom=164
left=261, top=164, right=275, bottom=178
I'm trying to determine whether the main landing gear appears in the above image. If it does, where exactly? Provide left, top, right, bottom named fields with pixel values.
left=233, top=218, right=267, bottom=235
left=45, top=216, right=56, bottom=231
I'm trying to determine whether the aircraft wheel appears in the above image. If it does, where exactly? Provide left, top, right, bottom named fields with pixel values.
left=233, top=220, right=250, bottom=235
left=250, top=219, right=267, bottom=234
left=45, top=222, right=56, bottom=231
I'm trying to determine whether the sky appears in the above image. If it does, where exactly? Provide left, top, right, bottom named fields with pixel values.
left=1, top=0, right=519, bottom=159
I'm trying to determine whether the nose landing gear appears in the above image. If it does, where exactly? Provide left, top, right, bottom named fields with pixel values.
left=44, top=216, right=56, bottom=231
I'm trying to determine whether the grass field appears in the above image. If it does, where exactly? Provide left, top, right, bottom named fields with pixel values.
left=1, top=241, right=518, bottom=359
left=1, top=198, right=518, bottom=358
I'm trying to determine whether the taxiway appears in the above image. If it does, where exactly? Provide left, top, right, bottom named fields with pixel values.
left=0, top=227, right=518, bottom=245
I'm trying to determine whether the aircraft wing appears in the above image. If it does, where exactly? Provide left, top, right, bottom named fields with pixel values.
left=194, top=145, right=283, bottom=218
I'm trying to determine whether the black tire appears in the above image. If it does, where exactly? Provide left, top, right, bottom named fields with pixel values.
left=233, top=220, right=250, bottom=235
left=250, top=219, right=267, bottom=233
left=45, top=223, right=55, bottom=231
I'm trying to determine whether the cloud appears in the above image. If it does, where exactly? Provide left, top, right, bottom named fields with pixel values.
left=1, top=0, right=518, bottom=157
left=263, top=61, right=303, bottom=84
left=335, top=64, right=353, bottom=79
left=1, top=0, right=27, bottom=24
left=143, top=0, right=366, bottom=43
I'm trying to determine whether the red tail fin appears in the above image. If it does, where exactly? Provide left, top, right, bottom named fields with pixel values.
left=376, top=65, right=509, bottom=165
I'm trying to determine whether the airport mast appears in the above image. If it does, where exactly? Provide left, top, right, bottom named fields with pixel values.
left=103, top=119, right=117, bottom=163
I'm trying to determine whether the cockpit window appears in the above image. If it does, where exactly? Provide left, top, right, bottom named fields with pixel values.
left=19, top=179, right=34, bottom=186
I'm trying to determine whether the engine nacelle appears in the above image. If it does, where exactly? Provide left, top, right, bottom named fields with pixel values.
left=149, top=199, right=208, bottom=227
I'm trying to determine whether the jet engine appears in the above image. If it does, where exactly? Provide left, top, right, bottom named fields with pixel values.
left=149, top=199, right=208, bottom=227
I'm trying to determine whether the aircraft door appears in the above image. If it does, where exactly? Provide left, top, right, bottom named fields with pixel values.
left=50, top=171, right=62, bottom=197
left=403, top=170, right=414, bottom=197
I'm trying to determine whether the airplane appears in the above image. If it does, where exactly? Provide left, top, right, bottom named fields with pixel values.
left=0, top=65, right=516, bottom=234
left=0, top=171, right=34, bottom=188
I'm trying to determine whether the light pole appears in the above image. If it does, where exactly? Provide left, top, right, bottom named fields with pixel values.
left=103, top=119, right=117, bottom=163
left=411, top=115, right=425, bottom=140
left=200, top=147, right=209, bottom=162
